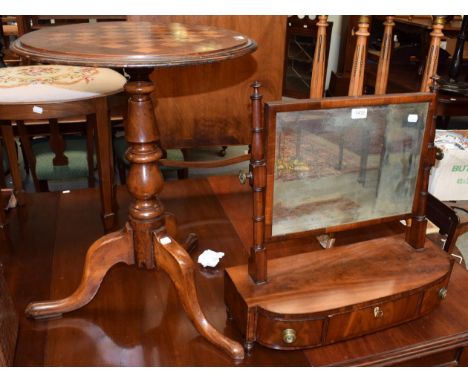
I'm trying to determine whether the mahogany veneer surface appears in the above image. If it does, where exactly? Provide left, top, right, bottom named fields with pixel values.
left=0, top=266, right=18, bottom=366
left=226, top=236, right=451, bottom=315
left=1, top=179, right=307, bottom=366
left=11, top=22, right=257, bottom=68
left=1, top=175, right=468, bottom=366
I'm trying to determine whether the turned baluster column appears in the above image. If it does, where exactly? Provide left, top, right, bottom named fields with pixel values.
left=408, top=16, right=446, bottom=247
left=348, top=16, right=370, bottom=184
left=406, top=96, right=438, bottom=249
left=124, top=68, right=165, bottom=269
left=337, top=17, right=370, bottom=171
left=420, top=16, right=446, bottom=92
left=374, top=16, right=395, bottom=95
left=348, top=16, right=370, bottom=96
left=248, top=82, right=267, bottom=284
left=309, top=15, right=329, bottom=98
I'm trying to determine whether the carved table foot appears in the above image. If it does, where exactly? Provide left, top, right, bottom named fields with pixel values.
left=154, top=231, right=244, bottom=360
left=26, top=225, right=135, bottom=319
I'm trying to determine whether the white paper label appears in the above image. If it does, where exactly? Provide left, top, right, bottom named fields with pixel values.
left=32, top=106, right=43, bottom=114
left=351, top=108, right=367, bottom=119
left=408, top=114, right=418, bottom=123
left=160, top=236, right=172, bottom=245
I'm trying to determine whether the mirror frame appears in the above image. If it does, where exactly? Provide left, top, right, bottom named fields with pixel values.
left=264, top=93, right=436, bottom=242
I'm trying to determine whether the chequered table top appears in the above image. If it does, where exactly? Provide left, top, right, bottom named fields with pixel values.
left=12, top=21, right=257, bottom=68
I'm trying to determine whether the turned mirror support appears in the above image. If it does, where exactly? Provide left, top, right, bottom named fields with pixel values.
left=247, top=81, right=267, bottom=284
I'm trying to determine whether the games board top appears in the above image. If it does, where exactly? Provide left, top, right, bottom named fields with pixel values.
left=11, top=21, right=257, bottom=68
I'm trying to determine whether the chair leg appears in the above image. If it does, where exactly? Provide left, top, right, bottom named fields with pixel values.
left=19, top=141, right=30, bottom=175
left=177, top=148, right=189, bottom=179
left=218, top=145, right=228, bottom=157
left=38, top=180, right=49, bottom=192
left=0, top=141, right=6, bottom=189
left=17, top=121, right=41, bottom=192
left=0, top=186, right=6, bottom=227
left=94, top=98, right=117, bottom=230
left=1, top=123, right=24, bottom=203
left=116, top=158, right=127, bottom=185
left=177, top=168, right=188, bottom=180
left=49, top=118, right=68, bottom=166
left=85, top=115, right=96, bottom=188
left=0, top=196, right=6, bottom=227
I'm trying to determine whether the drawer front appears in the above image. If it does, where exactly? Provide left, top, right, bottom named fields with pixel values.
left=327, top=293, right=421, bottom=343
left=256, top=313, right=324, bottom=349
left=419, top=276, right=450, bottom=316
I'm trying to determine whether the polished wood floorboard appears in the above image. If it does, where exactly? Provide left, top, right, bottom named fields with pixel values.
left=1, top=175, right=468, bottom=366
left=1, top=178, right=310, bottom=366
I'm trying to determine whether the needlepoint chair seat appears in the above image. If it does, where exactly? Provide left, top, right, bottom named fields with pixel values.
left=0, top=65, right=126, bottom=103
left=0, top=64, right=126, bottom=226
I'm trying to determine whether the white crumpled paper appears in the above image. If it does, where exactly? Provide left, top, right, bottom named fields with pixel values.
left=198, top=249, right=225, bottom=268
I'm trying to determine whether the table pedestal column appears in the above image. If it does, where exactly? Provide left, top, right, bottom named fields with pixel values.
left=24, top=70, right=244, bottom=360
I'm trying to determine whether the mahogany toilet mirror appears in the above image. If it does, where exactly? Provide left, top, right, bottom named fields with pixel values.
left=224, top=87, right=453, bottom=351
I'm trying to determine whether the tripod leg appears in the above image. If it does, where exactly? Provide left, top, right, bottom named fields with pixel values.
left=26, top=225, right=134, bottom=319
left=153, top=231, right=244, bottom=360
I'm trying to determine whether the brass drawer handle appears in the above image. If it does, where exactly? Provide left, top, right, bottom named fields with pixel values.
left=238, top=170, right=252, bottom=185
left=282, top=328, right=297, bottom=344
left=439, top=287, right=448, bottom=300
left=374, top=306, right=384, bottom=318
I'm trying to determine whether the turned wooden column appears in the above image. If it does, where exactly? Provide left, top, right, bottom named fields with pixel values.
left=124, top=68, right=165, bottom=270
left=309, top=15, right=329, bottom=98
left=406, top=97, right=437, bottom=249
left=337, top=17, right=370, bottom=172
left=420, top=16, right=446, bottom=92
left=348, top=16, right=370, bottom=96
left=248, top=82, right=267, bottom=284
left=374, top=16, right=395, bottom=95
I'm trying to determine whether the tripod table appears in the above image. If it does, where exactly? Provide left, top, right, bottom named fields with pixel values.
left=11, top=21, right=257, bottom=359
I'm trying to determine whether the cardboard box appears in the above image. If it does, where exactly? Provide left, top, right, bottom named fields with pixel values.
left=429, top=130, right=468, bottom=201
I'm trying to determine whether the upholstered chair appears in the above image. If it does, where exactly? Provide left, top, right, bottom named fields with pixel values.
left=0, top=64, right=127, bottom=229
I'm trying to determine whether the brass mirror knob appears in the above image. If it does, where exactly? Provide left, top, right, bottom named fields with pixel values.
left=373, top=306, right=384, bottom=318
left=238, top=170, right=252, bottom=185
left=439, top=287, right=448, bottom=299
left=282, top=328, right=297, bottom=344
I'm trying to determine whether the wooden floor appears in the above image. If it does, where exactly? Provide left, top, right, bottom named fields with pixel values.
left=1, top=175, right=468, bottom=366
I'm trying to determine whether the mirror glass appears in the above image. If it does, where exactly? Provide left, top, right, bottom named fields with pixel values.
left=272, top=102, right=428, bottom=236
